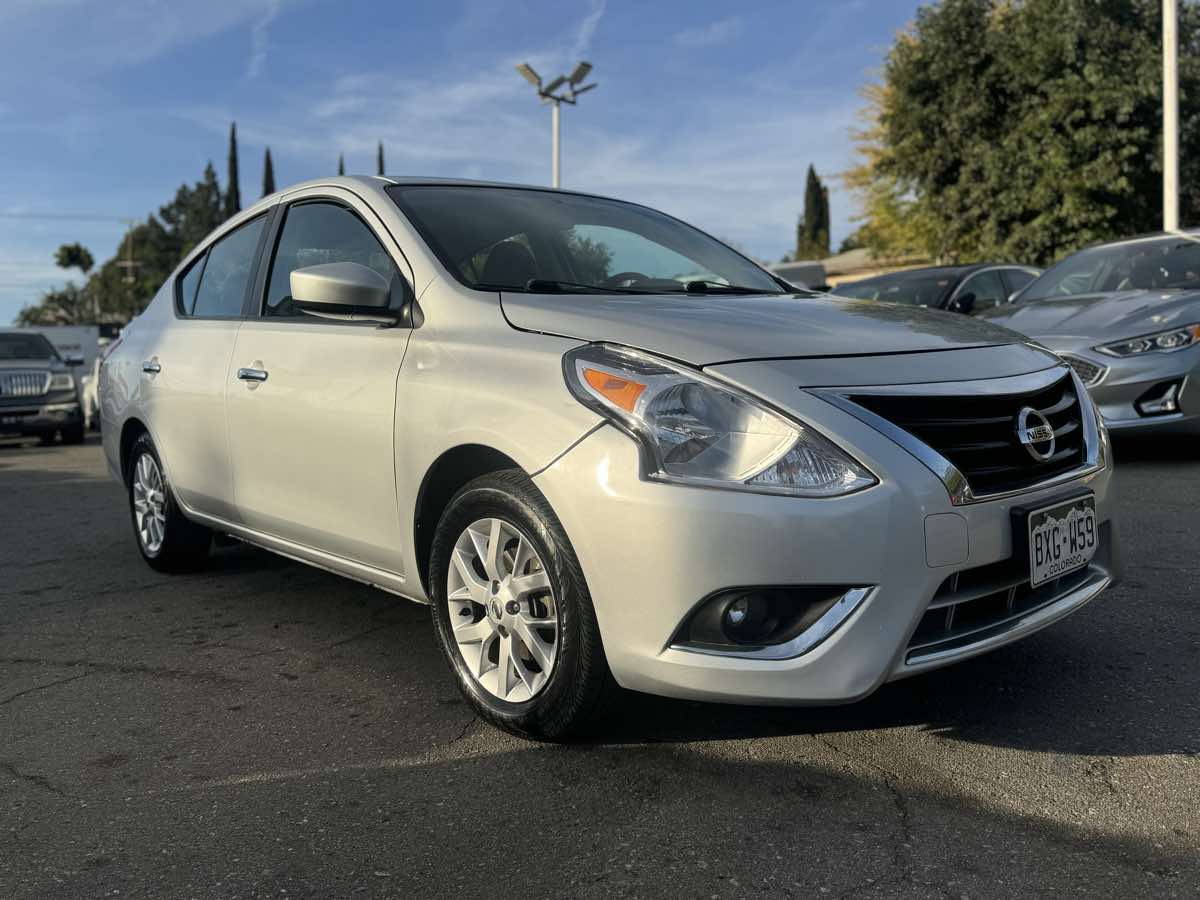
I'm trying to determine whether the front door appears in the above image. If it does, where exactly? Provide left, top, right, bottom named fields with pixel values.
left=224, top=195, right=413, bottom=574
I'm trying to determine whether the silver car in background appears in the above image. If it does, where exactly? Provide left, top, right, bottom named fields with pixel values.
left=100, top=177, right=1119, bottom=739
left=981, top=232, right=1200, bottom=433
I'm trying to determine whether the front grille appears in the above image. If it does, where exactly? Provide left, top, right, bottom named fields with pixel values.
left=906, top=523, right=1110, bottom=662
left=0, top=370, right=50, bottom=398
left=1060, top=354, right=1106, bottom=387
left=850, top=372, right=1086, bottom=496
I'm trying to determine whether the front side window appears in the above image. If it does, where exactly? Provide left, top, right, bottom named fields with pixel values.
left=191, top=216, right=266, bottom=318
left=1002, top=268, right=1036, bottom=295
left=263, top=202, right=399, bottom=318
left=958, top=270, right=1006, bottom=313
left=388, top=185, right=782, bottom=295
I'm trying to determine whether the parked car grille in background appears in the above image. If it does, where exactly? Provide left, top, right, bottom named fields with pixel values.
left=0, top=370, right=50, bottom=398
left=1059, top=354, right=1106, bottom=387
left=849, top=372, right=1086, bottom=496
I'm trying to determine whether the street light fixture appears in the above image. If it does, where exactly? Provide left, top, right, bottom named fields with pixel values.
left=515, top=60, right=598, bottom=188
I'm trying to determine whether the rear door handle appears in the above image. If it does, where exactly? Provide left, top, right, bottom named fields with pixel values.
left=236, top=367, right=268, bottom=383
left=142, top=360, right=161, bottom=374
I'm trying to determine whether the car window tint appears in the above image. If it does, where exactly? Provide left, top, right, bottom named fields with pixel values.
left=1002, top=268, right=1035, bottom=294
left=960, top=270, right=1006, bottom=313
left=264, top=202, right=397, bottom=318
left=191, top=216, right=266, bottom=318
left=178, top=252, right=206, bottom=314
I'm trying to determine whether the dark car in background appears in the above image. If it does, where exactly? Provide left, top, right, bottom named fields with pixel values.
left=834, top=264, right=1040, bottom=315
left=0, top=330, right=85, bottom=445
left=980, top=231, right=1200, bottom=434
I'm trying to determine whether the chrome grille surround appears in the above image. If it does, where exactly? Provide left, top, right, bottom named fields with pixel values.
left=812, top=367, right=1102, bottom=506
left=1059, top=353, right=1107, bottom=387
left=0, top=369, right=51, bottom=399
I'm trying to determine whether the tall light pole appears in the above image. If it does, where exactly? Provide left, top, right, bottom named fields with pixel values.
left=1164, top=0, right=1179, bottom=231
left=516, top=61, right=598, bottom=189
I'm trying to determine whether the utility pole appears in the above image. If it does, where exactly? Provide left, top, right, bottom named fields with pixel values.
left=515, top=61, right=598, bottom=189
left=1164, top=0, right=1179, bottom=231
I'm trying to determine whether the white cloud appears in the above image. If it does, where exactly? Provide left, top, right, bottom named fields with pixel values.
left=571, top=0, right=607, bottom=59
left=246, top=0, right=282, bottom=79
left=673, top=16, right=743, bottom=49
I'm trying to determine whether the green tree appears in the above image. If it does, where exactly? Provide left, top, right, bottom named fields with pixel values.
left=224, top=121, right=241, bottom=219
left=795, top=165, right=831, bottom=259
left=377, top=141, right=385, bottom=175
left=338, top=153, right=345, bottom=175
left=854, top=0, right=1200, bottom=266
left=262, top=147, right=276, bottom=196
left=54, top=242, right=94, bottom=274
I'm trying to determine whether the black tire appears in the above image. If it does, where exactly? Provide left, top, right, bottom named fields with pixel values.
left=126, top=433, right=212, bottom=572
left=61, top=423, right=85, bottom=445
left=429, top=469, right=616, bottom=741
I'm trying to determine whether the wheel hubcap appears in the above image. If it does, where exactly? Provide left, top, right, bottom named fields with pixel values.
left=132, top=453, right=167, bottom=555
left=446, top=517, right=559, bottom=703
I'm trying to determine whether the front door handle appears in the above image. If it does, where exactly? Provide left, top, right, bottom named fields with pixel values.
left=236, top=367, right=268, bottom=383
left=142, top=360, right=161, bottom=374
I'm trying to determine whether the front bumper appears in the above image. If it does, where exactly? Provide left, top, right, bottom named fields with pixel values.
left=0, top=397, right=82, bottom=435
left=534, top=422, right=1118, bottom=705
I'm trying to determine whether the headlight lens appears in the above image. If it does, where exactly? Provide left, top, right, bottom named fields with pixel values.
left=1096, top=324, right=1200, bottom=356
left=49, top=373, right=75, bottom=391
left=563, top=344, right=876, bottom=497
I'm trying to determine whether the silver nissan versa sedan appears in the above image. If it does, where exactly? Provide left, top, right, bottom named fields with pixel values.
left=980, top=231, right=1200, bottom=434
left=100, top=177, right=1119, bottom=739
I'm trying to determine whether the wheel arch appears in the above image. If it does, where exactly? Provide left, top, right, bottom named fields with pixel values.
left=118, top=417, right=151, bottom=485
left=413, top=443, right=524, bottom=597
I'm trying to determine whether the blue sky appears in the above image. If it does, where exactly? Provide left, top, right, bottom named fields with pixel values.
left=0, top=0, right=921, bottom=323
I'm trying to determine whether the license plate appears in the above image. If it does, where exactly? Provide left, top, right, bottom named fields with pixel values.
left=1028, top=494, right=1097, bottom=588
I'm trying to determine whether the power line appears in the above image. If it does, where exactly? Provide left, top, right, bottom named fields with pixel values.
left=0, top=212, right=131, bottom=223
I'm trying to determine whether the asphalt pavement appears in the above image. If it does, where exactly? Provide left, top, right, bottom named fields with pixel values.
left=1, top=434, right=1197, bottom=898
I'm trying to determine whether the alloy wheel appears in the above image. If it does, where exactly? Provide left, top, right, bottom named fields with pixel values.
left=446, top=517, right=560, bottom=703
left=132, top=452, right=167, bottom=555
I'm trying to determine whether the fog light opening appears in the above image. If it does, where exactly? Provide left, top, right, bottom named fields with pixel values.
left=1135, top=380, right=1182, bottom=417
left=721, top=592, right=778, bottom=645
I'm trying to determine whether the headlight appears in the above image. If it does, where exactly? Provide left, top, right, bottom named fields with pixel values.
left=1096, top=324, right=1200, bottom=357
left=49, top=373, right=75, bottom=391
left=563, top=344, right=877, bottom=497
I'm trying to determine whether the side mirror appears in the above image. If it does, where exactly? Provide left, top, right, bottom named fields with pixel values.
left=291, top=262, right=397, bottom=321
left=65, top=354, right=84, bottom=367
left=950, top=291, right=976, bottom=314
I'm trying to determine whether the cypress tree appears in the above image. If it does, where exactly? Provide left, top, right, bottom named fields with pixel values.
left=337, top=153, right=345, bottom=176
left=376, top=141, right=385, bottom=176
left=262, top=147, right=276, bottom=196
left=796, top=165, right=831, bottom=259
left=224, top=122, right=241, bottom=219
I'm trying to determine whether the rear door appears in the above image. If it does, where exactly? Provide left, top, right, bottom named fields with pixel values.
left=143, top=213, right=270, bottom=520
left=225, top=190, right=414, bottom=573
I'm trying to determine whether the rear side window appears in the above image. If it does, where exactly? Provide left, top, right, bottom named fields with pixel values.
left=1003, top=268, right=1036, bottom=295
left=177, top=253, right=206, bottom=314
left=263, top=202, right=398, bottom=318
left=190, top=216, right=267, bottom=318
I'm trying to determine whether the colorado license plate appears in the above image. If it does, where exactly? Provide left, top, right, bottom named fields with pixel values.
left=1028, top=494, right=1097, bottom=588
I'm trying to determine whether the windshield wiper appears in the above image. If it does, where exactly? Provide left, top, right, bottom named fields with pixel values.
left=682, top=280, right=783, bottom=295
left=523, top=278, right=655, bottom=294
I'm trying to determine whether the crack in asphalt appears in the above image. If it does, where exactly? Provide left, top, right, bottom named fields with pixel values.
left=325, top=621, right=403, bottom=650
left=0, top=761, right=70, bottom=798
left=0, top=671, right=91, bottom=707
left=0, top=656, right=244, bottom=686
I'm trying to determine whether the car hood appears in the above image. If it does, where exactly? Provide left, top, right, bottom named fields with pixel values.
left=500, top=291, right=1023, bottom=365
left=979, top=290, right=1200, bottom=340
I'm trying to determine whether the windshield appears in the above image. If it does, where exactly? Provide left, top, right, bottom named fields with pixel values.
left=0, top=332, right=58, bottom=361
left=1023, top=235, right=1200, bottom=301
left=833, top=272, right=955, bottom=306
left=387, top=185, right=783, bottom=295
